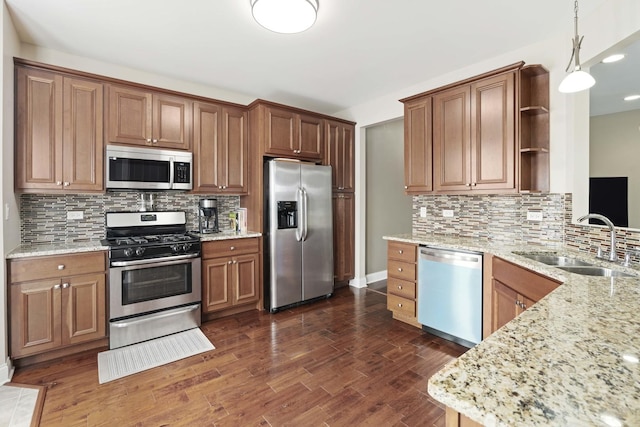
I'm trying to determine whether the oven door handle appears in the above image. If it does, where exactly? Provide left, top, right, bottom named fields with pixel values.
left=110, top=253, right=200, bottom=267
left=110, top=304, right=200, bottom=328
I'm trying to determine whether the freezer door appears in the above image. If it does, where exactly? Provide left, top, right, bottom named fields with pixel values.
left=268, top=161, right=303, bottom=309
left=300, top=163, right=334, bottom=300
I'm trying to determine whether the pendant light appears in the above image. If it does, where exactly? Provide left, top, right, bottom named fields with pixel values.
left=559, top=0, right=596, bottom=93
left=251, top=0, right=319, bottom=34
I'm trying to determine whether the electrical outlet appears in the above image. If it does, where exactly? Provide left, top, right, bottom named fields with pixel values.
left=420, top=207, right=427, bottom=218
left=67, top=211, right=84, bottom=220
left=442, top=209, right=454, bottom=218
left=527, top=211, right=543, bottom=221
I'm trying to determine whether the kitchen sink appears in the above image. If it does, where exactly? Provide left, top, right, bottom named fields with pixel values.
left=516, top=253, right=594, bottom=267
left=556, top=266, right=636, bottom=278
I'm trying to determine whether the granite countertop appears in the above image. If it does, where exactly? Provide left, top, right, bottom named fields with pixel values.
left=384, top=233, right=640, bottom=426
left=6, top=231, right=262, bottom=259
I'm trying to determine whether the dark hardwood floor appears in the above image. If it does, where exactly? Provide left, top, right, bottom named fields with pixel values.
left=12, top=286, right=467, bottom=426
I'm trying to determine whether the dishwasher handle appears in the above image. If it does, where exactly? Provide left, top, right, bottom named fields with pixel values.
left=420, top=247, right=482, bottom=269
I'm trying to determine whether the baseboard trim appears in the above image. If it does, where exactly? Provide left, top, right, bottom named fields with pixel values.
left=0, top=358, right=15, bottom=385
left=349, top=276, right=367, bottom=288
left=366, top=270, right=387, bottom=284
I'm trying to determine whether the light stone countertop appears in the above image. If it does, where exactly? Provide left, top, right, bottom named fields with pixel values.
left=384, top=233, right=640, bottom=427
left=6, top=231, right=262, bottom=259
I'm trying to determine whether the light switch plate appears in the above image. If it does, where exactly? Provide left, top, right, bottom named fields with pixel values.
left=420, top=207, right=427, bottom=218
left=527, top=211, right=543, bottom=221
left=67, top=211, right=84, bottom=220
left=442, top=209, right=454, bottom=218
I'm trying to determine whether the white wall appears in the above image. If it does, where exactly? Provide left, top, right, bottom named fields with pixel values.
left=1, top=0, right=21, bottom=384
left=338, top=0, right=640, bottom=287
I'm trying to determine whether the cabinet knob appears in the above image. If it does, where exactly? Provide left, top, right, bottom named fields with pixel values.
left=228, top=260, right=232, bottom=264
left=152, top=139, right=158, bottom=144
left=472, top=182, right=477, bottom=187
left=218, top=186, right=223, bottom=189
left=230, top=246, right=235, bottom=250
left=233, top=260, right=238, bottom=264
left=397, top=267, right=402, bottom=272
left=57, top=264, right=65, bottom=270
left=146, top=138, right=152, bottom=143
left=62, top=283, right=69, bottom=289
left=397, top=303, right=403, bottom=308
left=398, top=250, right=403, bottom=254
left=404, top=185, right=408, bottom=189
left=63, top=182, right=70, bottom=187
left=53, top=284, right=61, bottom=290
left=397, top=285, right=403, bottom=290
left=56, top=181, right=62, bottom=186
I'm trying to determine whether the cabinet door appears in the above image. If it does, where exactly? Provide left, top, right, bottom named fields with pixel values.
left=332, top=193, right=355, bottom=281
left=264, top=106, right=297, bottom=156
left=203, top=258, right=232, bottom=312
left=470, top=73, right=515, bottom=191
left=107, top=85, right=152, bottom=146
left=152, top=93, right=191, bottom=150
left=491, top=279, right=519, bottom=332
left=62, top=273, right=106, bottom=345
left=232, top=253, right=259, bottom=305
left=222, top=105, right=248, bottom=194
left=62, top=77, right=104, bottom=192
left=404, top=97, right=433, bottom=193
left=10, top=279, right=62, bottom=358
left=297, top=113, right=323, bottom=160
left=193, top=101, right=221, bottom=192
left=341, top=124, right=355, bottom=192
left=433, top=85, right=471, bottom=191
left=325, top=120, right=355, bottom=192
left=15, top=67, right=63, bottom=191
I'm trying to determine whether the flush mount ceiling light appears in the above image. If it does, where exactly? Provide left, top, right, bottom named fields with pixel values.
left=602, top=53, right=625, bottom=63
left=559, top=0, right=596, bottom=93
left=251, top=0, right=319, bottom=34
left=624, top=94, right=640, bottom=101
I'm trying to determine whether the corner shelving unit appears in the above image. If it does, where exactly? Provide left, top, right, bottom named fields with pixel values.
left=519, top=65, right=549, bottom=193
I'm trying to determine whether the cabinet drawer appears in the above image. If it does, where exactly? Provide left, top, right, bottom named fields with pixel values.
left=10, top=252, right=106, bottom=283
left=388, top=260, right=416, bottom=282
left=202, top=237, right=260, bottom=259
left=388, top=241, right=417, bottom=263
left=387, top=294, right=416, bottom=317
left=387, top=278, right=416, bottom=299
left=492, top=257, right=561, bottom=303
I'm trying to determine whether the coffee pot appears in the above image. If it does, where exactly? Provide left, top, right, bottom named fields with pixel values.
left=198, top=198, right=219, bottom=234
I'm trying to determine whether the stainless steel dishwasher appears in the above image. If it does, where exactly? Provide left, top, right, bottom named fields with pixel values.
left=418, top=246, right=483, bottom=348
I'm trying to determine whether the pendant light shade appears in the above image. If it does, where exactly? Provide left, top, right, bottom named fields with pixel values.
left=559, top=0, right=595, bottom=93
left=251, top=0, right=319, bottom=34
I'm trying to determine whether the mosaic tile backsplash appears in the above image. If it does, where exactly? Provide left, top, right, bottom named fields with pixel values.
left=21, top=192, right=240, bottom=245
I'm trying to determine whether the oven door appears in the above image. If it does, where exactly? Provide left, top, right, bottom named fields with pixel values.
left=109, top=254, right=201, bottom=320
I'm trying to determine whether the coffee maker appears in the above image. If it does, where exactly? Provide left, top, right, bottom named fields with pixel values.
left=198, top=198, right=219, bottom=234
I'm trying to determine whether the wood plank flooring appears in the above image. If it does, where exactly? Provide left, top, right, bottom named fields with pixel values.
left=11, top=286, right=467, bottom=426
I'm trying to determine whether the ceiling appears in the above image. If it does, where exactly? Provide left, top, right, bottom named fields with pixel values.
left=5, top=0, right=611, bottom=115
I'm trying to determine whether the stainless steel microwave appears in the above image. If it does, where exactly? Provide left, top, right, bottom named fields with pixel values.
left=105, top=145, right=192, bottom=191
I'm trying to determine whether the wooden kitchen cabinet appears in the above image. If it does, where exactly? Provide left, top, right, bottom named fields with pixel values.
left=433, top=71, right=516, bottom=193
left=193, top=101, right=248, bottom=194
left=403, top=96, right=433, bottom=193
left=490, top=256, right=560, bottom=332
left=8, top=252, right=107, bottom=360
left=202, top=238, right=261, bottom=316
left=259, top=103, right=324, bottom=160
left=332, top=193, right=355, bottom=283
left=15, top=65, right=104, bottom=193
left=325, top=120, right=355, bottom=192
left=107, top=84, right=191, bottom=150
left=386, top=241, right=420, bottom=327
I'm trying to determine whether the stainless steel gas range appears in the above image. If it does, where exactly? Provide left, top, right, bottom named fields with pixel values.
left=102, top=211, right=201, bottom=349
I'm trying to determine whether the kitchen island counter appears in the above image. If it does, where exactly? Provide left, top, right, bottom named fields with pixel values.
left=385, top=233, right=640, bottom=426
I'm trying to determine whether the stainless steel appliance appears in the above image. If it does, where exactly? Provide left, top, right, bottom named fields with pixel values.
left=103, top=211, right=201, bottom=349
left=418, top=246, right=483, bottom=348
left=198, top=198, right=219, bottom=234
left=106, top=145, right=192, bottom=191
left=264, top=159, right=334, bottom=312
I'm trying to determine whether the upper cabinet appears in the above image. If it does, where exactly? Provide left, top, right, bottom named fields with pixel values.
left=324, top=119, right=355, bottom=192
left=107, top=85, right=191, bottom=150
left=193, top=101, right=248, bottom=194
left=401, top=62, right=548, bottom=195
left=260, top=104, right=324, bottom=160
left=15, top=65, right=104, bottom=193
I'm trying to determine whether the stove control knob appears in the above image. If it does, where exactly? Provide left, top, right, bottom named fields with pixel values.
left=135, top=247, right=145, bottom=257
left=171, top=244, right=181, bottom=253
left=123, top=248, right=133, bottom=257
left=183, top=243, right=192, bottom=252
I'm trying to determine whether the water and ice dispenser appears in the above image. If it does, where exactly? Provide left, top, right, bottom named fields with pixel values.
left=277, top=201, right=297, bottom=229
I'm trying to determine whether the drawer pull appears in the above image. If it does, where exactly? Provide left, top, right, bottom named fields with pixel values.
left=397, top=303, right=403, bottom=308
left=397, top=285, right=403, bottom=290
left=57, top=264, right=65, bottom=270
left=398, top=250, right=403, bottom=254
left=398, top=268, right=402, bottom=272
left=230, top=246, right=235, bottom=250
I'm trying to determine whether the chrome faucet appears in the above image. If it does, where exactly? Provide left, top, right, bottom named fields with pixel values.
left=577, top=213, right=617, bottom=262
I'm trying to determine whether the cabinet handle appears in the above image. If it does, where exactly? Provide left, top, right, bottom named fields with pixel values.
left=397, top=267, right=402, bottom=272
left=62, top=283, right=69, bottom=289
left=53, top=284, right=61, bottom=290
left=57, top=264, right=65, bottom=270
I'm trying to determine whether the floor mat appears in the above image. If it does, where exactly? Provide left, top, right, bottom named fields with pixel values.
left=97, top=328, right=214, bottom=384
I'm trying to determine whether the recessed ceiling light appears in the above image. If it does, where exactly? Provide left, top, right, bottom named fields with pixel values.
left=624, top=95, right=640, bottom=101
left=602, top=54, right=625, bottom=63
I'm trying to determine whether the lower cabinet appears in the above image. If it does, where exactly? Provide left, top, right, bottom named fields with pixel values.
left=386, top=241, right=420, bottom=327
left=8, top=252, right=107, bottom=360
left=202, top=237, right=261, bottom=316
left=491, top=256, right=560, bottom=332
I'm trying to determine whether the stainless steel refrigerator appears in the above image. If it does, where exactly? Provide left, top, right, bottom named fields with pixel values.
left=264, top=160, right=334, bottom=312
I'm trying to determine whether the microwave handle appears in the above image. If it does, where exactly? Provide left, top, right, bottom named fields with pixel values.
left=169, top=157, right=175, bottom=189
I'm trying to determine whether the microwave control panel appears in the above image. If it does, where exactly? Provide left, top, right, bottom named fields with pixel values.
left=174, top=162, right=191, bottom=184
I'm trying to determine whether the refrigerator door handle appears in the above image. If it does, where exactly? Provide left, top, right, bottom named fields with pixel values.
left=301, top=187, right=309, bottom=241
left=296, top=187, right=304, bottom=242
